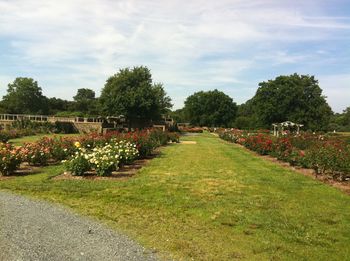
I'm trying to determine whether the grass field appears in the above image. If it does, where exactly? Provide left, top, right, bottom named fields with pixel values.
left=9, top=133, right=81, bottom=146
left=1, top=133, right=349, bottom=260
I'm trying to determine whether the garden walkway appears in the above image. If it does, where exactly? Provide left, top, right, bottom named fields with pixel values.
left=0, top=191, right=157, bottom=261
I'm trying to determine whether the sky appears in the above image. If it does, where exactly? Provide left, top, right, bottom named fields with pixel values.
left=0, top=0, right=349, bottom=112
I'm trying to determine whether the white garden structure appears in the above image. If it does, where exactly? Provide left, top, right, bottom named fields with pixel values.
left=272, top=121, right=303, bottom=137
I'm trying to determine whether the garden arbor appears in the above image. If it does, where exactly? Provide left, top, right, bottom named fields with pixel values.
left=272, top=121, right=303, bottom=137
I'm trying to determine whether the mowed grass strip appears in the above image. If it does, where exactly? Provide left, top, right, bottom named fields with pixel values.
left=0, top=133, right=349, bottom=260
left=9, top=133, right=81, bottom=146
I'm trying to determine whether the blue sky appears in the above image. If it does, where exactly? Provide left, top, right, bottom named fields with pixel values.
left=0, top=0, right=349, bottom=112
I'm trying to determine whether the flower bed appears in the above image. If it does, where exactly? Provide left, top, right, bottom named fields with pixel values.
left=180, top=127, right=204, bottom=133
left=0, top=129, right=178, bottom=176
left=218, top=129, right=350, bottom=181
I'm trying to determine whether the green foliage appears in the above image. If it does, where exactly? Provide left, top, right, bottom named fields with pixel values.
left=1, top=77, right=49, bottom=114
left=0, top=129, right=36, bottom=142
left=47, top=97, right=74, bottom=115
left=99, top=66, right=172, bottom=126
left=304, top=141, right=350, bottom=180
left=184, top=89, right=237, bottom=127
left=10, top=119, right=77, bottom=134
left=234, top=100, right=261, bottom=129
left=64, top=151, right=91, bottom=176
left=73, top=88, right=98, bottom=115
left=170, top=108, right=187, bottom=123
left=167, top=132, right=180, bottom=143
left=329, top=107, right=350, bottom=132
left=249, top=74, right=332, bottom=130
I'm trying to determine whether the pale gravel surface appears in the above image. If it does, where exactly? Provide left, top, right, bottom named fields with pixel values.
left=0, top=191, right=158, bottom=261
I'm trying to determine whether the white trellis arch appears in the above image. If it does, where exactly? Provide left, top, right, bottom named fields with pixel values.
left=272, top=121, right=303, bottom=137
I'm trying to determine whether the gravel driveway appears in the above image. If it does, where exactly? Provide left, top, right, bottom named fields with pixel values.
left=0, top=191, right=157, bottom=261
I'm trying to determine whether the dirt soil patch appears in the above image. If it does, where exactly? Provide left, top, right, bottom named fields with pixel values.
left=180, top=141, right=197, bottom=144
left=232, top=142, right=350, bottom=195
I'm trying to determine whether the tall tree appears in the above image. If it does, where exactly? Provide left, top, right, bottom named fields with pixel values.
left=184, top=89, right=237, bottom=127
left=73, top=88, right=97, bottom=115
left=1, top=77, right=48, bottom=114
left=234, top=99, right=259, bottom=129
left=329, top=107, right=350, bottom=131
left=99, top=66, right=172, bottom=126
left=250, top=73, right=332, bottom=130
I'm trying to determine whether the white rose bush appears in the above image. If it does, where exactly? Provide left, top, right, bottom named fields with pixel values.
left=65, top=139, right=140, bottom=176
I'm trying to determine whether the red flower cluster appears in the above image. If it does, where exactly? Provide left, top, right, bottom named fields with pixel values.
left=219, top=129, right=350, bottom=180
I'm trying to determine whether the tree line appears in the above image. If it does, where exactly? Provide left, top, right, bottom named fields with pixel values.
left=0, top=67, right=172, bottom=128
left=0, top=67, right=349, bottom=131
left=172, top=73, right=349, bottom=131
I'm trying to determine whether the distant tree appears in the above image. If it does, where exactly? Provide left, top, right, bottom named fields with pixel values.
left=170, top=108, right=187, bottom=123
left=184, top=89, right=237, bottom=127
left=99, top=66, right=172, bottom=127
left=47, top=97, right=74, bottom=115
left=343, top=107, right=350, bottom=127
left=329, top=107, right=350, bottom=131
left=250, top=73, right=332, bottom=130
left=234, top=100, right=259, bottom=129
left=73, top=88, right=98, bottom=115
left=1, top=77, right=48, bottom=114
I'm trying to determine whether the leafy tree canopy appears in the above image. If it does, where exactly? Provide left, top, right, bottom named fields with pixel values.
left=329, top=107, right=350, bottom=132
left=47, top=97, right=74, bottom=115
left=184, top=89, right=237, bottom=127
left=1, top=77, right=48, bottom=114
left=73, top=88, right=95, bottom=101
left=73, top=88, right=97, bottom=115
left=250, top=73, right=332, bottom=130
left=99, top=66, right=172, bottom=124
left=170, top=108, right=187, bottom=123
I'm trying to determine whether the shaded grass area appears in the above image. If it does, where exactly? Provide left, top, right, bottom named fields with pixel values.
left=9, top=133, right=81, bottom=146
left=1, top=134, right=349, bottom=260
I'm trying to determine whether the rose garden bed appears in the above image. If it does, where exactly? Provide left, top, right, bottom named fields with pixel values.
left=218, top=129, right=350, bottom=180
left=0, top=129, right=179, bottom=178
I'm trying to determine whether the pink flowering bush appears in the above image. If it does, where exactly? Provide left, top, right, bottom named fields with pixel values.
left=0, top=143, right=22, bottom=176
left=20, top=142, right=51, bottom=166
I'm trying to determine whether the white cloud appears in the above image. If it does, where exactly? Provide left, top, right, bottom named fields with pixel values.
left=0, top=0, right=349, bottom=110
left=318, top=74, right=350, bottom=113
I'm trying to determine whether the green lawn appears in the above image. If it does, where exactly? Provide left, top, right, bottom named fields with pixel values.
left=9, top=133, right=81, bottom=146
left=1, top=134, right=349, bottom=260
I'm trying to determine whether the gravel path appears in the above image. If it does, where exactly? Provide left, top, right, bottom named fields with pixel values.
left=0, top=191, right=157, bottom=261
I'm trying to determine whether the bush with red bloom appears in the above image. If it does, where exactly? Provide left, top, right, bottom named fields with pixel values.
left=218, top=129, right=350, bottom=180
left=304, top=140, right=350, bottom=180
left=243, top=134, right=274, bottom=155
